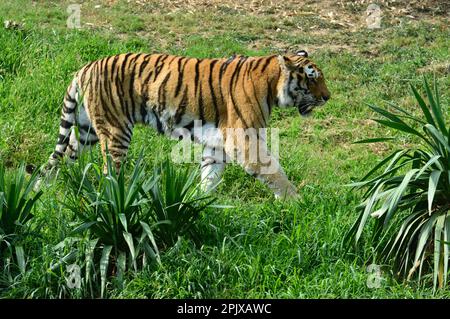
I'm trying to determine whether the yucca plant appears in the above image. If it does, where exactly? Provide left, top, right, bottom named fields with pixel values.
left=345, top=77, right=449, bottom=289
left=145, top=159, right=216, bottom=248
left=61, top=153, right=160, bottom=297
left=0, top=163, right=42, bottom=280
left=61, top=153, right=216, bottom=297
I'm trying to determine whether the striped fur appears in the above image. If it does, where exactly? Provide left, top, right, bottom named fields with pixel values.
left=41, top=51, right=330, bottom=198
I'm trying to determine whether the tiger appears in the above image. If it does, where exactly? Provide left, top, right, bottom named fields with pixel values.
left=39, top=49, right=330, bottom=198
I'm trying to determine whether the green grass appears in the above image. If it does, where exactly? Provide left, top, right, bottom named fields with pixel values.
left=0, top=0, right=449, bottom=298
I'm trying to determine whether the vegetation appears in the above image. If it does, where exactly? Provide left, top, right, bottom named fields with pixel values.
left=0, top=164, right=42, bottom=286
left=346, top=78, right=450, bottom=290
left=0, top=0, right=448, bottom=298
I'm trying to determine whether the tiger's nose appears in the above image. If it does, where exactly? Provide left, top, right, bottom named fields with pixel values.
left=322, top=95, right=330, bottom=101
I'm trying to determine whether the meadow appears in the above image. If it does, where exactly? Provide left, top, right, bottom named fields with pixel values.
left=0, top=0, right=449, bottom=298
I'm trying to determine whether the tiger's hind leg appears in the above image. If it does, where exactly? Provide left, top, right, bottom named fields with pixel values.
left=98, top=127, right=133, bottom=174
left=35, top=78, right=79, bottom=190
left=66, top=106, right=99, bottom=162
left=65, top=124, right=99, bottom=162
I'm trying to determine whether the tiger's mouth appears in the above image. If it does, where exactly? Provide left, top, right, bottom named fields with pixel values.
left=298, top=107, right=312, bottom=116
left=298, top=99, right=326, bottom=116
left=298, top=104, right=315, bottom=116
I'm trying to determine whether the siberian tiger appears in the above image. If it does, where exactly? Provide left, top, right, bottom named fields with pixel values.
left=40, top=50, right=330, bottom=198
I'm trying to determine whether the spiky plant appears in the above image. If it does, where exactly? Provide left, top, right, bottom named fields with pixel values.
left=61, top=153, right=216, bottom=297
left=61, top=153, right=160, bottom=297
left=345, top=77, right=449, bottom=289
left=0, top=163, right=42, bottom=281
left=145, top=159, right=216, bottom=248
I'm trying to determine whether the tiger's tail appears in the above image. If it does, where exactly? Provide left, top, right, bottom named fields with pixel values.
left=34, top=77, right=79, bottom=189
left=48, top=77, right=79, bottom=166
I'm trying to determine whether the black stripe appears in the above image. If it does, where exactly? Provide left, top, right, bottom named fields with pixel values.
left=246, top=60, right=254, bottom=78
left=52, top=150, right=64, bottom=159
left=230, top=57, right=246, bottom=89
left=112, top=57, right=134, bottom=127
left=153, top=54, right=169, bottom=81
left=200, top=160, right=217, bottom=169
left=219, top=57, right=233, bottom=78
left=150, top=54, right=164, bottom=76
left=120, top=53, right=134, bottom=81
left=124, top=54, right=140, bottom=125
left=228, top=58, right=249, bottom=128
left=240, top=61, right=265, bottom=128
left=79, top=138, right=99, bottom=146
left=111, top=133, right=131, bottom=145
left=250, top=76, right=267, bottom=126
left=184, top=121, right=195, bottom=131
left=166, top=55, right=177, bottom=67
left=208, top=60, right=219, bottom=127
left=218, top=57, right=234, bottom=103
left=114, top=63, right=133, bottom=125
left=99, top=83, right=131, bottom=139
left=80, top=61, right=95, bottom=84
left=57, top=133, right=70, bottom=144
left=260, top=56, right=274, bottom=73
left=251, top=57, right=264, bottom=71
left=198, top=83, right=205, bottom=122
left=138, top=54, right=151, bottom=78
left=175, top=87, right=189, bottom=124
left=128, top=56, right=140, bottom=123
left=106, top=57, right=134, bottom=129
left=157, top=72, right=171, bottom=112
left=225, top=55, right=236, bottom=66
left=60, top=119, right=73, bottom=129
left=99, top=128, right=112, bottom=139
left=64, top=95, right=77, bottom=104
left=79, top=124, right=95, bottom=133
left=94, top=59, right=102, bottom=94
left=63, top=105, right=75, bottom=113
left=119, top=125, right=132, bottom=141
left=109, top=149, right=126, bottom=158
left=174, top=57, right=187, bottom=97
left=140, top=100, right=148, bottom=123
left=142, top=70, right=154, bottom=88
left=194, top=59, right=201, bottom=95
left=102, top=56, right=113, bottom=103
left=68, top=143, right=76, bottom=152
left=111, top=131, right=131, bottom=145
left=153, top=110, right=164, bottom=134
left=110, top=142, right=130, bottom=150
left=266, top=79, right=273, bottom=114
left=110, top=55, right=120, bottom=82
left=194, top=59, right=205, bottom=122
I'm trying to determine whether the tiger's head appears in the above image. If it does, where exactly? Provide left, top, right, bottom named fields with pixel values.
left=276, top=50, right=330, bottom=116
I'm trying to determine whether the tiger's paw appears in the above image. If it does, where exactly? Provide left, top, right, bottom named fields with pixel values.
left=274, top=185, right=299, bottom=200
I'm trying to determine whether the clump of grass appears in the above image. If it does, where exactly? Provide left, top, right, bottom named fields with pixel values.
left=0, top=163, right=42, bottom=285
left=59, top=153, right=216, bottom=297
left=346, top=77, right=450, bottom=289
left=146, top=159, right=216, bottom=248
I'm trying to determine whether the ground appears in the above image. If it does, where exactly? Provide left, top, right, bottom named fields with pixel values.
left=0, top=0, right=449, bottom=298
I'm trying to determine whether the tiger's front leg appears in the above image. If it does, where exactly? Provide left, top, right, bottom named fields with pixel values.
left=246, top=154, right=298, bottom=199
left=200, top=146, right=226, bottom=192
left=224, top=129, right=298, bottom=199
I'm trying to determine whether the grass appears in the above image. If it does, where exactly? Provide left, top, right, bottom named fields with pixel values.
left=0, top=0, right=449, bottom=298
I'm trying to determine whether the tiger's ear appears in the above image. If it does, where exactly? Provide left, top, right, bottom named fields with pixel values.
left=296, top=50, right=308, bottom=57
left=277, top=55, right=296, bottom=73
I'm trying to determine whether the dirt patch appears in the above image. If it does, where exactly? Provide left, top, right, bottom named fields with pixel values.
left=85, top=0, right=449, bottom=31
left=417, top=61, right=450, bottom=75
